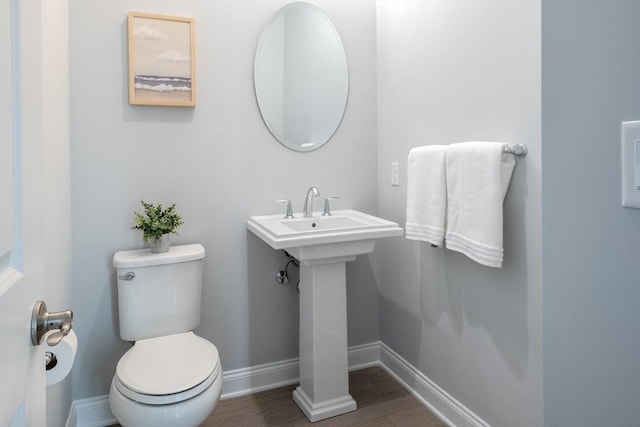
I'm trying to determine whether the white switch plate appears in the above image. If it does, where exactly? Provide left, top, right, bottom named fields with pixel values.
left=621, top=121, right=640, bottom=208
left=634, top=140, right=640, bottom=190
left=390, top=162, right=400, bottom=186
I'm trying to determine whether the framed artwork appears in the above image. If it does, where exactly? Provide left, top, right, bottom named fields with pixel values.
left=128, top=11, right=196, bottom=107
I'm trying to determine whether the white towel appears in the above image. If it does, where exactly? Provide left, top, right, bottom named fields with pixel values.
left=444, top=141, right=515, bottom=268
left=405, top=145, right=447, bottom=246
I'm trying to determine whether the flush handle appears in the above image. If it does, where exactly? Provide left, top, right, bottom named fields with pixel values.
left=118, top=272, right=135, bottom=281
left=31, top=301, right=73, bottom=347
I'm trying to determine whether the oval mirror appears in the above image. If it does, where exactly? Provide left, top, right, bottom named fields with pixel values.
left=254, top=2, right=349, bottom=152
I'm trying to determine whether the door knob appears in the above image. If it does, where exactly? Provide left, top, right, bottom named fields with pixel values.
left=31, top=301, right=73, bottom=346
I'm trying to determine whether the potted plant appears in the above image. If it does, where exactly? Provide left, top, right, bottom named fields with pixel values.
left=132, top=200, right=184, bottom=253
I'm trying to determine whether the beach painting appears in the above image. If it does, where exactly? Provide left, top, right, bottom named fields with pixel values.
left=128, top=12, right=195, bottom=107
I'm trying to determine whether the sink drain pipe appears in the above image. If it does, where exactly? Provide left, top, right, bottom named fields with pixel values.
left=275, top=251, right=300, bottom=292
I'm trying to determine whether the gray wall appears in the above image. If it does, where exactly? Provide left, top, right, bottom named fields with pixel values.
left=375, top=2, right=543, bottom=426
left=69, top=0, right=379, bottom=400
left=542, top=1, right=640, bottom=426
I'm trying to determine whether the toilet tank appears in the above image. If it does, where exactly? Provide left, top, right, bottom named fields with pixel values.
left=113, top=244, right=205, bottom=341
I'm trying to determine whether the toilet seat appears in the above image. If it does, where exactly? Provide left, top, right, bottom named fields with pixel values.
left=115, top=332, right=220, bottom=405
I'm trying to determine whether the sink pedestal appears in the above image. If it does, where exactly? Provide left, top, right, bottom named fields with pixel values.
left=247, top=210, right=403, bottom=422
left=292, top=254, right=357, bottom=422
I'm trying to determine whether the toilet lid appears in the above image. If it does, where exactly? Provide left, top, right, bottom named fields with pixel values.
left=116, top=332, right=219, bottom=396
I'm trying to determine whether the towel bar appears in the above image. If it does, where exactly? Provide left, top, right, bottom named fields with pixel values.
left=503, top=144, right=527, bottom=158
left=408, top=143, right=528, bottom=158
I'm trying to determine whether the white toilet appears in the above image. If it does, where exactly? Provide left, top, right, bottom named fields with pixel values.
left=109, top=244, right=222, bottom=427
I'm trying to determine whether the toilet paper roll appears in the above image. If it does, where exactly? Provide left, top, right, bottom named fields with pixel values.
left=45, top=329, right=78, bottom=386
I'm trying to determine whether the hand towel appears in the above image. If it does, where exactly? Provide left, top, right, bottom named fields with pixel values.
left=405, top=145, right=447, bottom=246
left=444, top=141, right=515, bottom=268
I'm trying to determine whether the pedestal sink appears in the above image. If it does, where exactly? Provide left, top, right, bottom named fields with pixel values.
left=247, top=209, right=403, bottom=422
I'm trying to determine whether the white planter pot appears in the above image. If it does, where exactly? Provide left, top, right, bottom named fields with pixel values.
left=150, top=234, right=170, bottom=253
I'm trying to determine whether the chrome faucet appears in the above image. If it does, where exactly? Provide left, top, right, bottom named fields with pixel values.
left=303, top=187, right=320, bottom=217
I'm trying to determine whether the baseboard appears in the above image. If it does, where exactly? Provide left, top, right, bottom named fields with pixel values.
left=69, top=341, right=488, bottom=427
left=66, top=395, right=116, bottom=427
left=379, top=342, right=490, bottom=427
left=221, top=341, right=381, bottom=399
left=220, top=356, right=300, bottom=400
left=347, top=341, right=381, bottom=371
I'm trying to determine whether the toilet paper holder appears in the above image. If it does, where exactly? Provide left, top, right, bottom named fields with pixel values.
left=31, top=301, right=74, bottom=347
left=45, top=351, right=58, bottom=370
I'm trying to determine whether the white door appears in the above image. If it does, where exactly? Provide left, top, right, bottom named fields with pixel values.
left=1, top=1, right=61, bottom=425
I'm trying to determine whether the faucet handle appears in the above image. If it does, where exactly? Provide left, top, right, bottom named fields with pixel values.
left=276, top=199, right=294, bottom=219
left=322, top=197, right=340, bottom=216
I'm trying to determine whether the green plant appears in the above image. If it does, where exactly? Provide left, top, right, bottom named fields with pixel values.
left=132, top=200, right=184, bottom=241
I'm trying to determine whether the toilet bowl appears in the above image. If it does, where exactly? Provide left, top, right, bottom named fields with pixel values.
left=109, top=332, right=222, bottom=427
left=110, top=245, right=222, bottom=427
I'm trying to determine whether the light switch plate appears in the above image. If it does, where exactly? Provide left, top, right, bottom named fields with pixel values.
left=634, top=140, right=640, bottom=190
left=390, top=162, right=400, bottom=187
left=621, top=121, right=640, bottom=208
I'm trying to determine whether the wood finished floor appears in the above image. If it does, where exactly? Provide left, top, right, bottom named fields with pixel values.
left=111, top=366, right=445, bottom=426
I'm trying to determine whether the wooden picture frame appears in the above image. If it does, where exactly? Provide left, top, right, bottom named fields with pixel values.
left=128, top=11, right=196, bottom=107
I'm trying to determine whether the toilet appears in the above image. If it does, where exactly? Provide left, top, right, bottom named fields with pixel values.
left=109, top=244, right=222, bottom=427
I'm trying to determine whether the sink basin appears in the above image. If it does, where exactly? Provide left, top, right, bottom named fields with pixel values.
left=281, top=215, right=366, bottom=232
left=247, top=209, right=403, bottom=251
